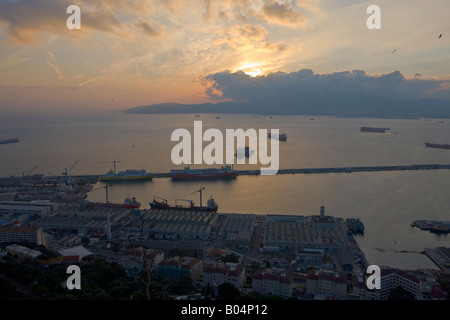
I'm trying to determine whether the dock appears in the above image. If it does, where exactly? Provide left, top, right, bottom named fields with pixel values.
left=2, top=164, right=450, bottom=185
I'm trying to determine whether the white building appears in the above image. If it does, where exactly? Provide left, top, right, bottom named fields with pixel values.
left=306, top=268, right=347, bottom=300
left=202, top=262, right=246, bottom=289
left=6, top=244, right=42, bottom=260
left=252, top=268, right=293, bottom=299
left=379, top=268, right=422, bottom=300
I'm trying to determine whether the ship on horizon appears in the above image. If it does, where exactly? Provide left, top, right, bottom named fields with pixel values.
left=170, top=165, right=237, bottom=180
left=100, top=169, right=153, bottom=181
left=0, top=138, right=20, bottom=145
left=360, top=127, right=389, bottom=133
left=425, top=142, right=450, bottom=150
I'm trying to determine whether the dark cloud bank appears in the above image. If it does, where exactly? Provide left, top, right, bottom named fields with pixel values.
left=125, top=69, right=450, bottom=118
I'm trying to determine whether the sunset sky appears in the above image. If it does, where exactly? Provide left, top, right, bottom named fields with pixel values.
left=1, top=0, right=450, bottom=113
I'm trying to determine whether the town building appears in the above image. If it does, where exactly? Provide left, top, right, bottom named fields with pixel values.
left=157, top=256, right=203, bottom=282
left=6, top=244, right=42, bottom=260
left=202, top=262, right=246, bottom=289
left=306, top=268, right=348, bottom=300
left=0, top=225, right=46, bottom=246
left=379, top=268, right=422, bottom=300
left=119, top=247, right=164, bottom=274
left=252, top=268, right=293, bottom=299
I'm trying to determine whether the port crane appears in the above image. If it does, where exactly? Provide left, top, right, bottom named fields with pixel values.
left=88, top=184, right=113, bottom=240
left=153, top=196, right=168, bottom=205
left=23, top=165, right=38, bottom=178
left=62, top=160, right=79, bottom=177
left=175, top=199, right=193, bottom=208
left=191, top=186, right=206, bottom=209
left=62, top=160, right=79, bottom=184
left=21, top=165, right=38, bottom=187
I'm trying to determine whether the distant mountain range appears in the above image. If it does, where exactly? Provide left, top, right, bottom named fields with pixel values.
left=124, top=96, right=450, bottom=118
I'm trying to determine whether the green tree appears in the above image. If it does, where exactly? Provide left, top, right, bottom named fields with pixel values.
left=436, top=273, right=450, bottom=300
left=387, top=286, right=416, bottom=300
left=218, top=282, right=240, bottom=300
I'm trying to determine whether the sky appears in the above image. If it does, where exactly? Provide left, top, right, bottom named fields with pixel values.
left=0, top=0, right=450, bottom=113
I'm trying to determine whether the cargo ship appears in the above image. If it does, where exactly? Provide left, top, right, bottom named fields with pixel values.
left=170, top=165, right=237, bottom=180
left=268, top=132, right=287, bottom=141
left=81, top=196, right=141, bottom=209
left=360, top=127, right=388, bottom=133
left=149, top=196, right=218, bottom=212
left=425, top=143, right=450, bottom=150
left=0, top=138, right=19, bottom=145
left=100, top=169, right=153, bottom=181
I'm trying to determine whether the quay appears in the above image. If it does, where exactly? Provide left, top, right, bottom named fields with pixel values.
left=2, top=164, right=450, bottom=185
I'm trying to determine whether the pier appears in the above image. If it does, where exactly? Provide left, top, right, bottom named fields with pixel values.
left=2, top=164, right=450, bottom=185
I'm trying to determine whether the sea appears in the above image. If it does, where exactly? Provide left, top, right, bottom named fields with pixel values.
left=1, top=111, right=449, bottom=270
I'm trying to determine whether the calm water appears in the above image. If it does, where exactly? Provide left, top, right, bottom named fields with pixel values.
left=1, top=111, right=449, bottom=269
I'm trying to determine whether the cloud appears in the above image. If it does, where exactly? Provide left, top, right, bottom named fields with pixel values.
left=136, top=21, right=160, bottom=37
left=0, top=0, right=158, bottom=43
left=262, top=0, right=307, bottom=26
left=202, top=69, right=450, bottom=102
left=0, top=48, right=30, bottom=69
left=45, top=51, right=64, bottom=80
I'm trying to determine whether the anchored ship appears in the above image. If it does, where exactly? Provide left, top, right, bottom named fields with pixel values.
left=360, top=127, right=388, bottom=133
left=171, top=165, right=237, bottom=180
left=100, top=169, right=153, bottom=181
left=0, top=138, right=19, bottom=145
left=425, top=143, right=450, bottom=150
left=268, top=132, right=287, bottom=141
left=81, top=196, right=141, bottom=209
left=149, top=195, right=218, bottom=212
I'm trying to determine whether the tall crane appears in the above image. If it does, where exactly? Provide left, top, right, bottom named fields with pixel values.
left=89, top=184, right=113, bottom=240
left=191, top=186, right=206, bottom=209
left=23, top=165, right=38, bottom=178
left=21, top=165, right=38, bottom=187
left=62, top=160, right=79, bottom=177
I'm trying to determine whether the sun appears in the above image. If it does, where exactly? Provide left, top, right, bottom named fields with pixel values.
left=238, top=62, right=265, bottom=77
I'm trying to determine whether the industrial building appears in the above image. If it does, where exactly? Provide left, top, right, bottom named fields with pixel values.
left=0, top=225, right=46, bottom=246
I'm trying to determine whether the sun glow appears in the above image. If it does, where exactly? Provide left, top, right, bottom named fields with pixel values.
left=238, top=62, right=265, bottom=77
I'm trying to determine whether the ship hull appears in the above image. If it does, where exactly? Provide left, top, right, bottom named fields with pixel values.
left=99, top=175, right=153, bottom=181
left=0, top=138, right=20, bottom=145
left=83, top=201, right=141, bottom=209
left=425, top=143, right=450, bottom=150
left=149, top=202, right=217, bottom=212
left=360, top=127, right=386, bottom=133
left=171, top=172, right=237, bottom=180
